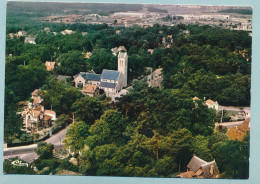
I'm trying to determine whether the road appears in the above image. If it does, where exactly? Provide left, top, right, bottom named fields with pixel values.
left=4, top=128, right=68, bottom=163
left=215, top=120, right=245, bottom=129
left=219, top=106, right=251, bottom=114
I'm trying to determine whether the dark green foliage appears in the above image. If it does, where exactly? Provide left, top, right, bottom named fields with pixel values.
left=72, top=95, right=105, bottom=124
left=212, top=140, right=249, bottom=178
left=35, top=142, right=54, bottom=159
left=64, top=121, right=90, bottom=153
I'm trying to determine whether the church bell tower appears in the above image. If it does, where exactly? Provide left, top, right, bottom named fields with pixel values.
left=118, top=52, right=128, bottom=88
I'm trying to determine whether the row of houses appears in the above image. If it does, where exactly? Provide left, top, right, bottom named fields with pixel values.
left=21, top=89, right=56, bottom=132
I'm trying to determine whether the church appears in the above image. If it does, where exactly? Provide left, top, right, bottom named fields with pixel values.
left=73, top=51, right=128, bottom=96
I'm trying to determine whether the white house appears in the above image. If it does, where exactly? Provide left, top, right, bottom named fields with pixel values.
left=61, top=29, right=76, bottom=35
left=24, top=37, right=36, bottom=44
left=205, top=99, right=219, bottom=111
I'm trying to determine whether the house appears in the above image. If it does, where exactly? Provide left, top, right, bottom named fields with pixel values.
left=61, top=29, right=75, bottom=35
left=115, top=30, right=121, bottom=34
left=23, top=105, right=56, bottom=131
left=82, top=32, right=88, bottom=36
left=83, top=52, right=92, bottom=59
left=31, top=89, right=44, bottom=105
left=45, top=61, right=55, bottom=71
left=177, top=155, right=219, bottom=178
left=147, top=49, right=154, bottom=54
left=74, top=51, right=128, bottom=96
left=74, top=72, right=101, bottom=88
left=9, top=33, right=14, bottom=39
left=192, top=97, right=219, bottom=111
left=16, top=30, right=26, bottom=37
left=81, top=84, right=100, bottom=97
left=22, top=89, right=56, bottom=130
left=24, top=37, right=36, bottom=44
left=206, top=99, right=219, bottom=111
left=183, top=30, right=190, bottom=34
left=44, top=27, right=50, bottom=32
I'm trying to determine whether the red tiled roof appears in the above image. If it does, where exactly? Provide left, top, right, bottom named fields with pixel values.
left=32, top=110, right=41, bottom=118
left=32, top=89, right=39, bottom=96
left=206, top=99, right=216, bottom=106
left=44, top=110, right=56, bottom=115
left=193, top=96, right=200, bottom=101
left=82, top=85, right=97, bottom=94
left=43, top=115, right=52, bottom=121
left=45, top=61, right=55, bottom=71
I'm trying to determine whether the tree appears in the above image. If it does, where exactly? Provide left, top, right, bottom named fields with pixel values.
left=86, top=110, right=127, bottom=148
left=212, top=140, right=249, bottom=178
left=35, top=142, right=54, bottom=159
left=72, top=96, right=105, bottom=124
left=88, top=48, right=117, bottom=73
left=4, top=106, right=23, bottom=143
left=56, top=51, right=90, bottom=76
left=64, top=121, right=90, bottom=154
left=55, top=114, right=72, bottom=129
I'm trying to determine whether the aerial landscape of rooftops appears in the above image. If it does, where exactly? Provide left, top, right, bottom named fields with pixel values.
left=4, top=1, right=251, bottom=179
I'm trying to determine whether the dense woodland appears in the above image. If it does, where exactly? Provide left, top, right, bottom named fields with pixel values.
left=4, top=4, right=251, bottom=178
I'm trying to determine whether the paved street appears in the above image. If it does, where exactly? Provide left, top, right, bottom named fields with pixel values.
left=4, top=128, right=68, bottom=163
left=219, top=106, right=251, bottom=114
left=215, top=120, right=245, bottom=129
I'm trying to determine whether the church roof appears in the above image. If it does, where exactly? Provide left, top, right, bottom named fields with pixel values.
left=74, top=72, right=100, bottom=81
left=101, top=69, right=120, bottom=81
left=100, top=82, right=117, bottom=89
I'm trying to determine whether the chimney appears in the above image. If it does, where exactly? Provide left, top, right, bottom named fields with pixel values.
left=204, top=97, right=206, bottom=101
left=41, top=106, right=44, bottom=112
left=29, top=102, right=32, bottom=109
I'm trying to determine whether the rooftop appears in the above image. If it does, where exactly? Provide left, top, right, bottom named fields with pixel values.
left=82, top=85, right=98, bottom=93
left=100, top=81, right=117, bottom=89
left=101, top=69, right=120, bottom=81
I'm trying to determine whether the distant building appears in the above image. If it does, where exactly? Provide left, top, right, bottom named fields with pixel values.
left=114, top=12, right=145, bottom=19
left=177, top=155, right=219, bottom=178
left=9, top=33, right=14, bottom=39
left=45, top=61, right=55, bottom=71
left=183, top=30, right=190, bottom=34
left=147, top=49, right=154, bottom=54
left=193, top=97, right=219, bottom=111
left=82, top=32, right=88, bottom=36
left=205, top=99, right=219, bottom=111
left=115, top=30, right=121, bottom=34
left=83, top=52, right=92, bottom=59
left=24, top=37, right=36, bottom=44
left=16, top=30, right=26, bottom=37
left=44, top=27, right=50, bottom=32
left=61, top=29, right=76, bottom=35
